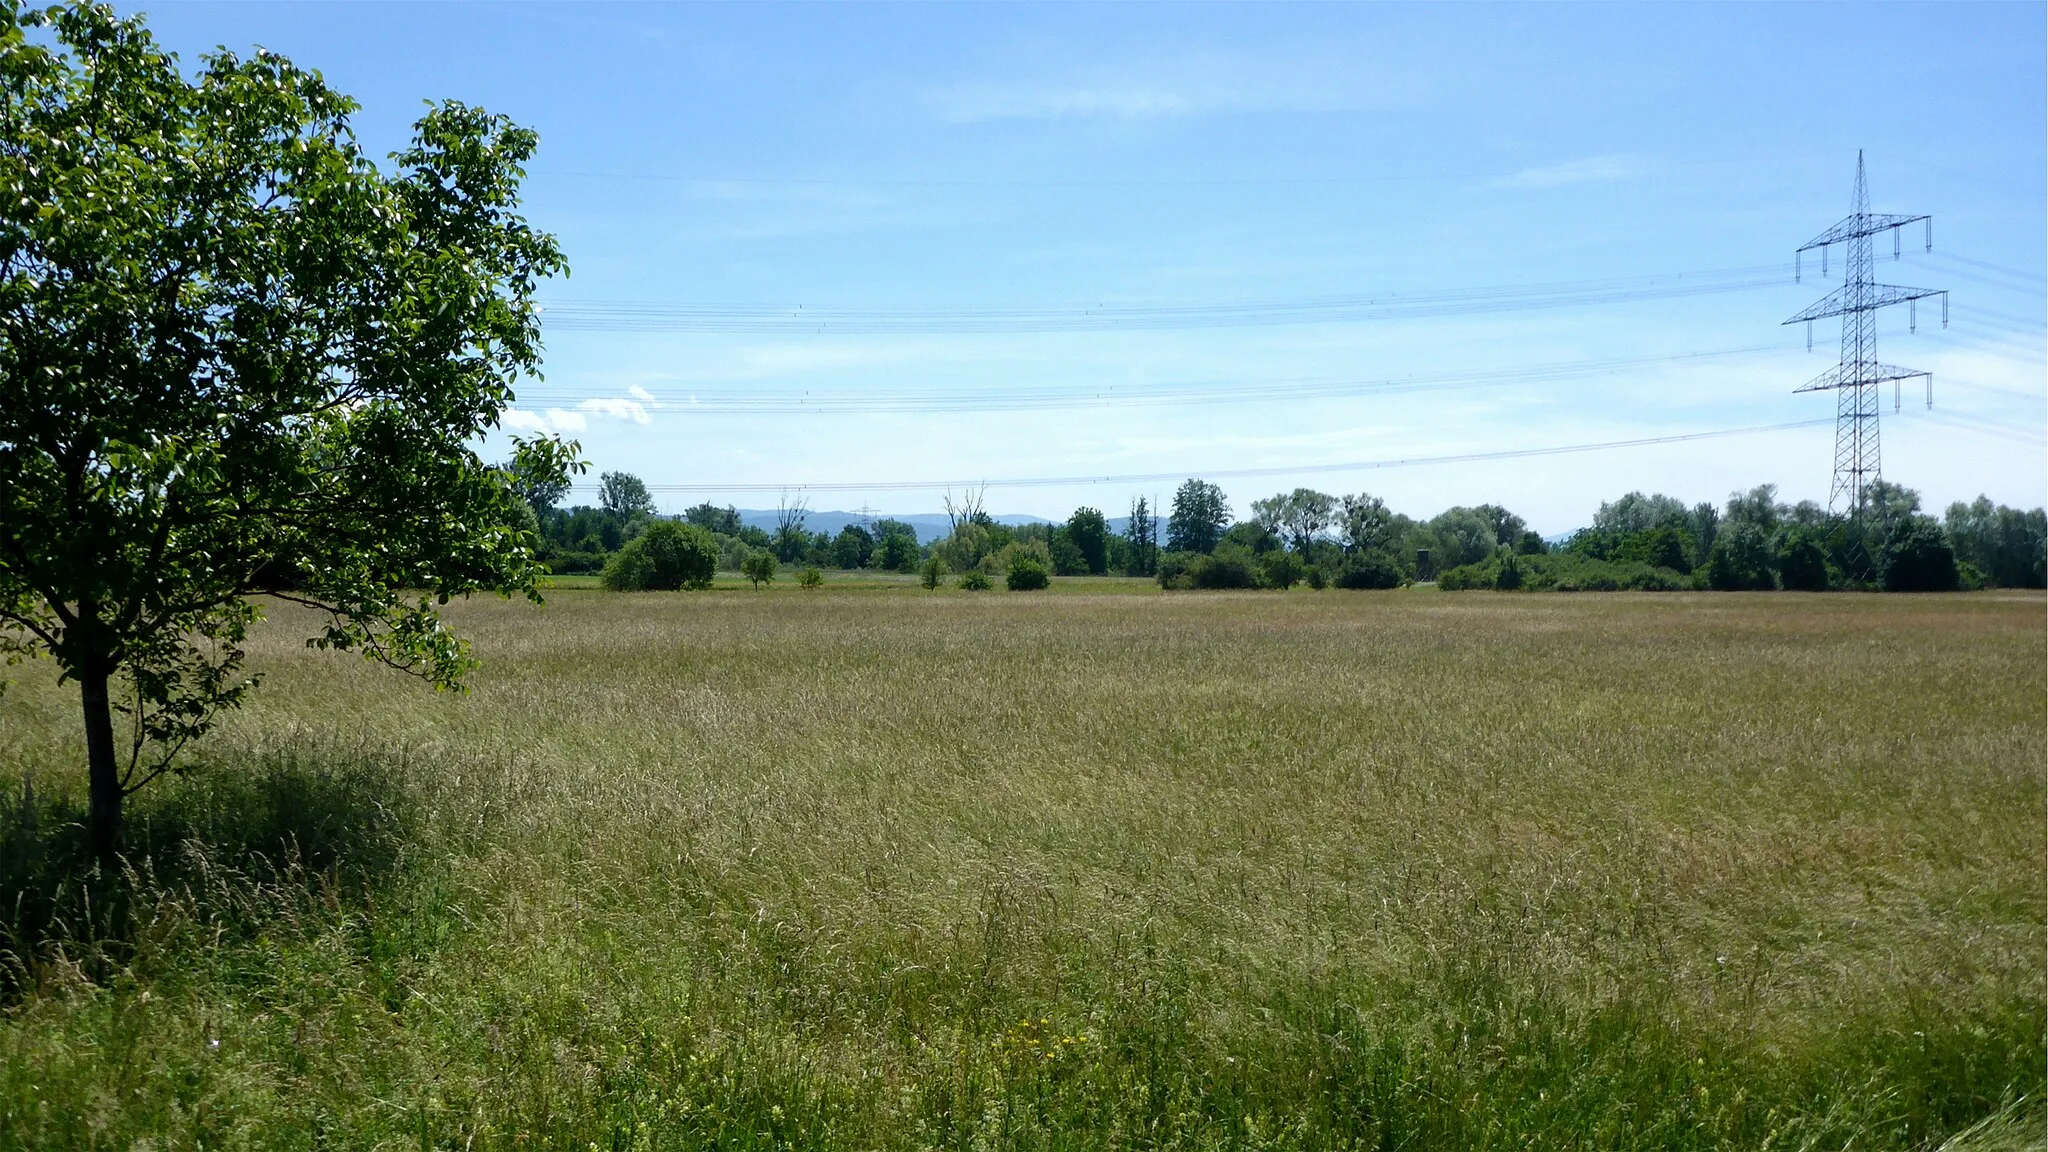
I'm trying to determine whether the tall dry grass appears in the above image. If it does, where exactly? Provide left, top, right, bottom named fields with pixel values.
left=1, top=587, right=2040, bottom=1148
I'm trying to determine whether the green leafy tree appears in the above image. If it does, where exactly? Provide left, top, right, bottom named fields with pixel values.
left=741, top=550, right=777, bottom=589
left=598, top=471, right=654, bottom=520
left=1066, top=507, right=1110, bottom=575
left=1260, top=550, right=1306, bottom=590
left=1167, top=479, right=1231, bottom=554
left=1251, top=488, right=1337, bottom=554
left=798, top=565, right=824, bottom=588
left=683, top=502, right=743, bottom=536
left=1124, top=497, right=1158, bottom=576
left=1706, top=522, right=1777, bottom=591
left=601, top=521, right=716, bottom=591
left=1777, top=528, right=1831, bottom=592
left=1005, top=555, right=1050, bottom=591
left=832, top=525, right=874, bottom=570
left=505, top=451, right=572, bottom=513
left=1339, top=493, right=1392, bottom=556
left=0, top=4, right=572, bottom=858
left=875, top=529, right=920, bottom=572
left=919, top=554, right=946, bottom=590
left=1881, top=518, right=1959, bottom=592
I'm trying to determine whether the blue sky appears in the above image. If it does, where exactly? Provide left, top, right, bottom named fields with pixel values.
left=140, top=2, right=2045, bottom=531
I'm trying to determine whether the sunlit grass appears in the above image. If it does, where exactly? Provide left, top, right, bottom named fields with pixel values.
left=1, top=589, right=2040, bottom=1148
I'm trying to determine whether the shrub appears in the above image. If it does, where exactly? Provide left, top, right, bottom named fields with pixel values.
left=958, top=570, right=991, bottom=591
left=1260, top=551, right=1306, bottom=590
left=1495, top=553, right=1524, bottom=590
left=1005, top=556, right=1050, bottom=591
left=798, top=566, right=824, bottom=588
left=1190, top=547, right=1256, bottom=589
left=1882, top=518, right=1959, bottom=592
left=741, top=550, right=777, bottom=589
left=1305, top=565, right=1328, bottom=590
left=547, top=549, right=606, bottom=575
left=919, top=555, right=946, bottom=590
left=600, top=543, right=657, bottom=591
left=1156, top=551, right=1200, bottom=590
left=639, top=521, right=720, bottom=590
left=1706, top=523, right=1776, bottom=591
left=1777, top=530, right=1831, bottom=592
left=1336, top=552, right=1407, bottom=590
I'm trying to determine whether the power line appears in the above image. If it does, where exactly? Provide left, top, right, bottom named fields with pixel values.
left=565, top=418, right=1837, bottom=496
left=536, top=262, right=1798, bottom=335
left=513, top=345, right=1782, bottom=415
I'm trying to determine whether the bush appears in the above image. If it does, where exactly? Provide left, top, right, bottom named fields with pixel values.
left=1260, top=551, right=1306, bottom=590
left=1005, top=556, right=1050, bottom=591
left=798, top=566, right=824, bottom=588
left=644, top=521, right=720, bottom=590
left=547, top=549, right=606, bottom=575
left=1189, top=547, right=1256, bottom=589
left=600, top=543, right=656, bottom=591
left=919, top=555, right=946, bottom=590
left=741, top=550, right=777, bottom=589
left=1495, top=553, right=1524, bottom=590
left=1305, top=565, right=1327, bottom=590
left=1336, top=552, right=1407, bottom=590
left=958, top=569, right=991, bottom=591
left=1777, top=530, right=1831, bottom=592
left=1882, top=518, right=1959, bottom=592
left=1156, top=551, right=1200, bottom=590
left=1706, top=524, right=1776, bottom=591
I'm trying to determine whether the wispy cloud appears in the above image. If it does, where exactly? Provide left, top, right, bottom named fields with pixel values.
left=937, top=84, right=1201, bottom=123
left=1495, top=155, right=1645, bottom=189
left=578, top=396, right=652, bottom=424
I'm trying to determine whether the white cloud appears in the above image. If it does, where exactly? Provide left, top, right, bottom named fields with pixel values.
left=543, top=407, right=588, bottom=432
left=501, top=407, right=550, bottom=433
left=578, top=396, right=652, bottom=424
left=628, top=385, right=657, bottom=403
left=1496, top=155, right=1644, bottom=190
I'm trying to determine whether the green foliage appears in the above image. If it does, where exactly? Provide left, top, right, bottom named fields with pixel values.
left=1260, top=550, right=1307, bottom=590
left=1945, top=497, right=2047, bottom=589
left=1777, top=529, right=1831, bottom=592
left=1340, top=492, right=1394, bottom=555
left=1155, top=550, right=1199, bottom=590
left=1166, top=479, right=1231, bottom=554
left=957, top=569, right=991, bottom=591
left=1706, top=523, right=1777, bottom=591
left=1440, top=552, right=1690, bottom=592
left=1496, top=553, right=1525, bottom=590
left=1335, top=552, right=1407, bottom=590
left=1881, top=518, right=1959, bottom=592
left=832, top=525, right=874, bottom=570
left=919, top=554, right=946, bottom=590
left=741, top=550, right=777, bottom=589
left=1189, top=544, right=1258, bottom=589
left=1304, top=564, right=1328, bottom=590
left=683, top=502, right=744, bottom=536
left=0, top=2, right=572, bottom=855
left=1048, top=529, right=1088, bottom=576
left=1123, top=497, right=1159, bottom=576
left=1516, top=530, right=1549, bottom=555
left=798, top=565, right=825, bottom=589
left=1427, top=507, right=1501, bottom=569
left=1005, top=555, right=1050, bottom=591
left=598, top=521, right=716, bottom=592
left=598, top=472, right=654, bottom=520
left=1220, top=520, right=1281, bottom=554
left=874, top=526, right=921, bottom=572
left=1066, top=507, right=1110, bottom=575
left=1251, top=488, right=1338, bottom=553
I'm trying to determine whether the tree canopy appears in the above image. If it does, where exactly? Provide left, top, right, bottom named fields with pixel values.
left=0, top=2, right=573, bottom=855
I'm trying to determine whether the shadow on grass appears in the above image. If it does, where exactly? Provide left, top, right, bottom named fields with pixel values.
left=0, top=744, right=422, bottom=997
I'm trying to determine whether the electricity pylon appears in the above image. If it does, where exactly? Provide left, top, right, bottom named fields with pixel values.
left=1783, top=151, right=1948, bottom=513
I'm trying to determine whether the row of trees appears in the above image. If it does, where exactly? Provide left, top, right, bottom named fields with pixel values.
left=514, top=469, right=2045, bottom=595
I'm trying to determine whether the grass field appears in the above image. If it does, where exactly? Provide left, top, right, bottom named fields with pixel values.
left=1, top=587, right=2041, bottom=1149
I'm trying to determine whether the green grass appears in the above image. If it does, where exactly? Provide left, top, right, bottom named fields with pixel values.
left=1, top=589, right=2041, bottom=1149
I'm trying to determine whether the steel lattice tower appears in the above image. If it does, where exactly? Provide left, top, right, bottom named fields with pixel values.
left=1783, top=152, right=1948, bottom=513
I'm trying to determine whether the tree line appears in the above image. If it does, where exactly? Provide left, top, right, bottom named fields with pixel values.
left=513, top=468, right=2046, bottom=595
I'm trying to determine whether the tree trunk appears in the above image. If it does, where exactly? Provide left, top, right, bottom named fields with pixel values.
left=81, top=664, right=122, bottom=861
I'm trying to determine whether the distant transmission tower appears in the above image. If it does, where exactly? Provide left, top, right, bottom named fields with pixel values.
left=1783, top=151, right=1948, bottom=513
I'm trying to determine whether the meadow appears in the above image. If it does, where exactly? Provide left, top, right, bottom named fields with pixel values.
left=0, top=585, right=2040, bottom=1149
